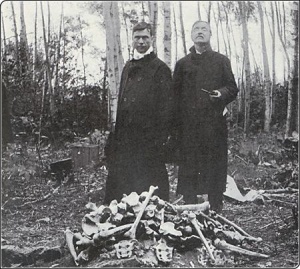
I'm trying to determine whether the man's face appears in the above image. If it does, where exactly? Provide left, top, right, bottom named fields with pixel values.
left=132, top=29, right=153, bottom=54
left=191, top=22, right=211, bottom=44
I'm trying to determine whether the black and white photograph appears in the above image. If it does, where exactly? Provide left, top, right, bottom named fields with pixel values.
left=1, top=1, right=299, bottom=267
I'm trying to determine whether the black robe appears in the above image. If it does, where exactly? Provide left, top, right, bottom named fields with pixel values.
left=173, top=46, right=239, bottom=205
left=104, top=52, right=173, bottom=204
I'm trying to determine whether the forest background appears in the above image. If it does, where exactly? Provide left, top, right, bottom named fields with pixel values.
left=1, top=0, right=298, bottom=148
left=1, top=1, right=299, bottom=267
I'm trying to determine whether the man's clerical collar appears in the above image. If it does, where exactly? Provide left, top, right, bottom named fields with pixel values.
left=133, top=46, right=154, bottom=60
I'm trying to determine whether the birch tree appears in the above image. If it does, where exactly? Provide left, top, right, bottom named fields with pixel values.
left=257, top=1, right=271, bottom=132
left=173, top=5, right=178, bottom=62
left=197, top=2, right=202, bottom=20
left=179, top=1, right=187, bottom=55
left=40, top=1, right=54, bottom=115
left=103, top=1, right=124, bottom=131
left=19, top=1, right=29, bottom=54
left=265, top=2, right=276, bottom=117
left=148, top=1, right=158, bottom=53
left=10, top=1, right=20, bottom=72
left=238, top=1, right=251, bottom=135
left=275, top=2, right=292, bottom=137
left=291, top=1, right=299, bottom=133
left=33, top=2, right=38, bottom=82
left=163, top=1, right=171, bottom=68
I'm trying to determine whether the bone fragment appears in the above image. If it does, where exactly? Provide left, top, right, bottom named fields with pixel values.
left=174, top=201, right=210, bottom=213
left=215, top=214, right=262, bottom=242
left=214, top=238, right=269, bottom=258
left=188, top=212, right=215, bottom=263
left=94, top=223, right=133, bottom=241
left=124, top=186, right=158, bottom=239
left=64, top=228, right=79, bottom=266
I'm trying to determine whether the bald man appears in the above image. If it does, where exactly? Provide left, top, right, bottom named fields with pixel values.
left=173, top=21, right=239, bottom=212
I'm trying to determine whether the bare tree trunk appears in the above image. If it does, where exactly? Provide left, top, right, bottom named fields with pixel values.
left=148, top=1, right=158, bottom=53
left=275, top=2, right=292, bottom=137
left=40, top=1, right=55, bottom=116
left=239, top=1, right=251, bottom=136
left=10, top=1, right=20, bottom=73
left=212, top=4, right=220, bottom=52
left=207, top=1, right=212, bottom=23
left=2, top=12, right=7, bottom=53
left=257, top=1, right=272, bottom=132
left=173, top=5, right=178, bottom=62
left=103, top=1, right=124, bottom=131
left=291, top=1, right=299, bottom=133
left=163, top=1, right=172, bottom=68
left=179, top=1, right=187, bottom=55
left=78, top=16, right=86, bottom=88
left=218, top=4, right=228, bottom=57
left=62, top=3, right=66, bottom=103
left=19, top=1, right=29, bottom=53
left=265, top=2, right=276, bottom=118
left=121, top=3, right=131, bottom=60
left=197, top=1, right=202, bottom=20
left=52, top=2, right=63, bottom=103
left=33, top=2, right=38, bottom=82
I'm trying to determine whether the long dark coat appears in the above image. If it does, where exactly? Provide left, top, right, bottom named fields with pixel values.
left=173, top=46, right=239, bottom=205
left=104, top=52, right=173, bottom=204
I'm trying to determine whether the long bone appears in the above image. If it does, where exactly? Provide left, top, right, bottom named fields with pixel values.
left=215, top=213, right=262, bottom=242
left=188, top=212, right=216, bottom=263
left=214, top=238, right=269, bottom=258
left=93, top=223, right=133, bottom=244
left=124, top=185, right=158, bottom=239
left=64, top=228, right=79, bottom=266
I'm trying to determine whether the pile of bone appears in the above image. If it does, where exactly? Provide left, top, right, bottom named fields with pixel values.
left=64, top=186, right=269, bottom=267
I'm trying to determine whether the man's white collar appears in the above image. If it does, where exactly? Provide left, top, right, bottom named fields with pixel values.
left=133, top=46, right=154, bottom=60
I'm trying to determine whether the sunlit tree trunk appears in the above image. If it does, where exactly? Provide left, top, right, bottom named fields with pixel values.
left=265, top=2, right=276, bottom=118
left=33, top=2, right=38, bottom=82
left=2, top=12, right=7, bottom=55
left=121, top=3, right=131, bottom=60
left=275, top=2, right=292, bottom=137
left=207, top=1, right=212, bottom=23
left=78, top=16, right=86, bottom=88
left=103, top=1, right=124, bottom=131
left=173, top=5, right=178, bottom=62
left=163, top=1, right=172, bottom=68
left=218, top=3, right=227, bottom=57
left=19, top=2, right=29, bottom=54
left=53, top=2, right=63, bottom=102
left=257, top=1, right=272, bottom=132
left=291, top=1, right=299, bottom=133
left=10, top=1, right=20, bottom=73
left=197, top=1, right=201, bottom=20
left=179, top=1, right=187, bottom=55
left=148, top=1, right=158, bottom=53
left=212, top=4, right=220, bottom=52
left=40, top=1, right=55, bottom=116
left=239, top=1, right=251, bottom=136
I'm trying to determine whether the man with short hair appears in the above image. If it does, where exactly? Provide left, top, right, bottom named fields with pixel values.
left=174, top=21, right=239, bottom=212
left=104, top=22, right=173, bottom=204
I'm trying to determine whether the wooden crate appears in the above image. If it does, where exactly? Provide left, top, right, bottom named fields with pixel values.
left=71, top=144, right=99, bottom=170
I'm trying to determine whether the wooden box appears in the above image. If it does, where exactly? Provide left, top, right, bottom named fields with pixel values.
left=71, top=144, right=99, bottom=170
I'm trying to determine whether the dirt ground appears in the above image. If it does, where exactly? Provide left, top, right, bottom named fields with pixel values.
left=1, top=132, right=299, bottom=268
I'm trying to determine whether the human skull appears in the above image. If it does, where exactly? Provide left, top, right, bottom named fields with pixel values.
left=114, top=239, right=137, bottom=259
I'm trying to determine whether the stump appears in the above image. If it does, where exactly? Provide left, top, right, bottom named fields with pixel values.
left=71, top=144, right=99, bottom=170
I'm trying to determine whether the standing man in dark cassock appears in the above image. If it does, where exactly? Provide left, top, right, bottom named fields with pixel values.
left=104, top=22, right=174, bottom=204
left=173, top=21, right=239, bottom=212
